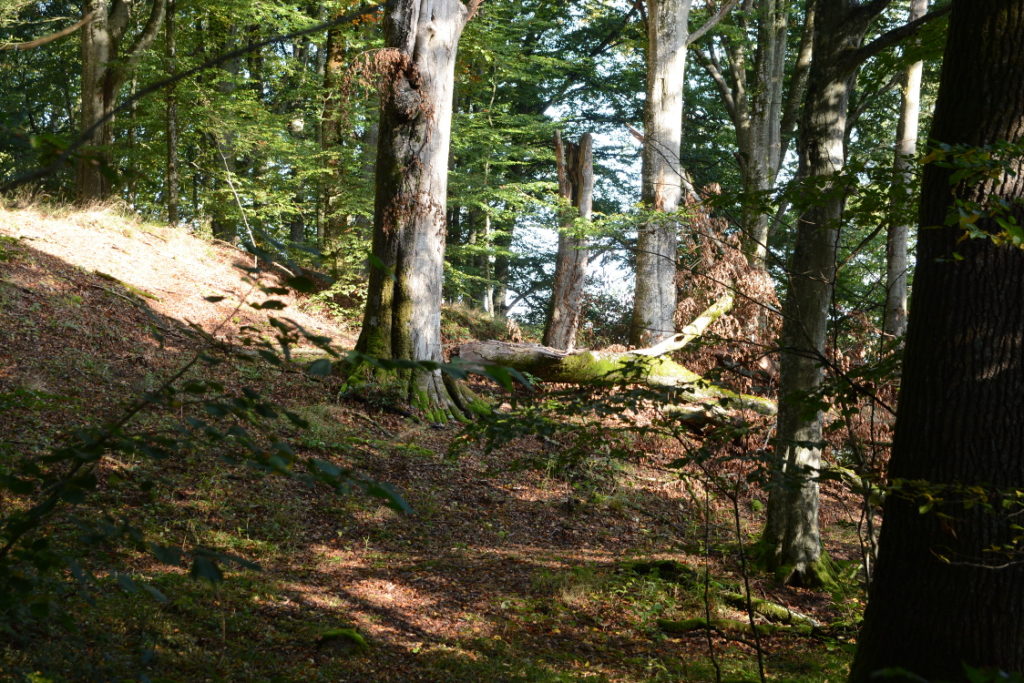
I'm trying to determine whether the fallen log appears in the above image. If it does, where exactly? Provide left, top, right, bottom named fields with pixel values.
left=453, top=342, right=776, bottom=416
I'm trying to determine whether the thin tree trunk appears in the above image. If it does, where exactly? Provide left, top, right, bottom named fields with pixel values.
left=355, top=0, right=480, bottom=419
left=851, top=1, right=1024, bottom=678
left=883, top=0, right=927, bottom=338
left=763, top=0, right=950, bottom=586
left=544, top=131, right=593, bottom=351
left=697, top=0, right=813, bottom=267
left=165, top=0, right=179, bottom=225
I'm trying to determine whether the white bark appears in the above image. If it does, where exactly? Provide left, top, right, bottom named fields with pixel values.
left=630, top=0, right=691, bottom=346
left=884, top=0, right=927, bottom=338
left=356, top=0, right=478, bottom=417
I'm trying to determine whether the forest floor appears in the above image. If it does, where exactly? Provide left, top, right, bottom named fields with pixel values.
left=0, top=205, right=864, bottom=681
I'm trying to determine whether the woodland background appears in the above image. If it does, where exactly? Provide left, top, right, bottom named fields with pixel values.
left=1, top=0, right=1023, bottom=681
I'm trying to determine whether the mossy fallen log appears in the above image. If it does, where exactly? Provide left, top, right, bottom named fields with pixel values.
left=453, top=340, right=776, bottom=416
left=656, top=617, right=813, bottom=637
left=720, top=591, right=821, bottom=628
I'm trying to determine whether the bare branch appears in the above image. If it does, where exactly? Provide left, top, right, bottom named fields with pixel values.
left=687, top=0, right=741, bottom=47
left=779, top=1, right=814, bottom=164
left=695, top=46, right=738, bottom=123
left=0, top=9, right=97, bottom=51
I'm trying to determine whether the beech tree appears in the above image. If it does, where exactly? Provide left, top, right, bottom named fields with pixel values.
left=629, top=0, right=736, bottom=346
left=850, top=0, right=1024, bottom=677
left=882, top=0, right=927, bottom=338
left=77, top=0, right=167, bottom=202
left=355, top=0, right=481, bottom=418
left=763, top=0, right=948, bottom=586
left=695, top=0, right=813, bottom=266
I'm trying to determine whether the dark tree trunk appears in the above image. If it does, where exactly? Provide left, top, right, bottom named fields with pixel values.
left=355, top=0, right=479, bottom=419
left=165, top=0, right=179, bottom=225
left=543, top=131, right=593, bottom=351
left=851, top=2, right=1024, bottom=679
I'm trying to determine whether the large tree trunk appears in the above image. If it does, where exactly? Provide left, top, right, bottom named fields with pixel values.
left=763, top=0, right=885, bottom=587
left=850, top=2, right=1024, bottom=678
left=355, top=0, right=478, bottom=419
left=543, top=131, right=593, bottom=351
left=77, top=0, right=166, bottom=203
left=630, top=0, right=691, bottom=347
left=883, top=0, right=927, bottom=338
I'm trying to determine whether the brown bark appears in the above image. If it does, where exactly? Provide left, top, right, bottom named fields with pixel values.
left=543, top=131, right=594, bottom=351
left=851, top=1, right=1024, bottom=678
left=77, top=0, right=167, bottom=202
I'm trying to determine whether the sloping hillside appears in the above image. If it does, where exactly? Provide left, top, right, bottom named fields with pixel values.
left=0, top=206, right=859, bottom=682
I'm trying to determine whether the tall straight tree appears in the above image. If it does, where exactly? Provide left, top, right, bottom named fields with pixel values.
left=77, top=0, right=167, bottom=202
left=356, top=0, right=481, bottom=417
left=883, top=0, right=928, bottom=338
left=544, top=131, right=594, bottom=351
left=763, top=0, right=949, bottom=586
left=630, top=0, right=737, bottom=346
left=851, top=1, right=1024, bottom=678
left=164, top=0, right=179, bottom=226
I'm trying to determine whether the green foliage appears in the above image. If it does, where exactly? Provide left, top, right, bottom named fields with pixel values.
left=922, top=141, right=1024, bottom=248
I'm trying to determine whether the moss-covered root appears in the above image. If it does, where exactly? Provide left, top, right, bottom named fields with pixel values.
left=774, top=553, right=838, bottom=590
left=748, top=538, right=839, bottom=590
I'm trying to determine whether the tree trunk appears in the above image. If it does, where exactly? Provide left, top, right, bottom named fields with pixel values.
left=543, top=131, right=593, bottom=351
left=883, top=0, right=927, bottom=338
left=763, top=0, right=886, bottom=587
left=630, top=0, right=692, bottom=347
left=851, top=2, right=1024, bottom=678
left=77, top=0, right=167, bottom=203
left=164, top=0, right=179, bottom=225
left=355, top=0, right=478, bottom=419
